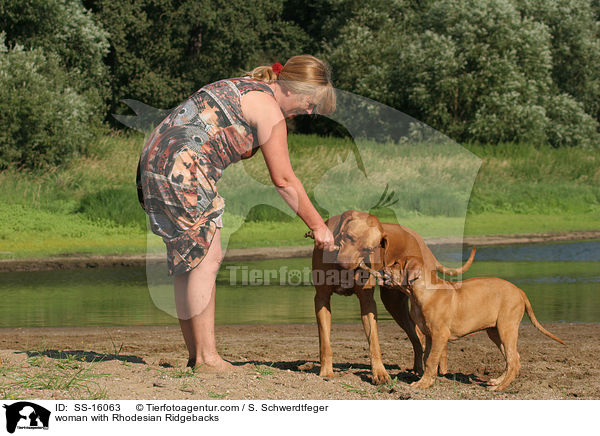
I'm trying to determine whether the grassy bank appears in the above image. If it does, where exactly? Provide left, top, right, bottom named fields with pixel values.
left=0, top=132, right=598, bottom=259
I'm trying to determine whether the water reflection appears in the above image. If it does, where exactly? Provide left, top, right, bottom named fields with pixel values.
left=0, top=241, right=598, bottom=328
left=435, top=240, right=600, bottom=262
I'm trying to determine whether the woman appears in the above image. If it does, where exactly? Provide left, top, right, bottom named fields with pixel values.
left=138, top=55, right=337, bottom=371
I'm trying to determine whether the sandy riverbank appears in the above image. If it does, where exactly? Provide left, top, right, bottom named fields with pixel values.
left=1, top=230, right=598, bottom=400
left=0, top=322, right=597, bottom=400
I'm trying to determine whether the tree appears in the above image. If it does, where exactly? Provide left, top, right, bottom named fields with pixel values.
left=82, top=0, right=310, bottom=122
left=0, top=34, right=101, bottom=169
left=0, top=0, right=111, bottom=114
left=324, top=0, right=599, bottom=146
left=516, top=0, right=600, bottom=121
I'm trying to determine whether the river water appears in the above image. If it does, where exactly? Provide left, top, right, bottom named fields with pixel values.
left=0, top=241, right=598, bottom=328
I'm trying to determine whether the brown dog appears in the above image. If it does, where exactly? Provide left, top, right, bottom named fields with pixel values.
left=382, top=256, right=566, bottom=390
left=309, top=210, right=476, bottom=384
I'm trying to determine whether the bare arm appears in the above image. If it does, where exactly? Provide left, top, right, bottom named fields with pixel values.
left=259, top=120, right=324, bottom=230
left=242, top=91, right=334, bottom=248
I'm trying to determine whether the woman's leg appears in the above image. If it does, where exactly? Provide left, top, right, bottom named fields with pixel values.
left=173, top=229, right=233, bottom=370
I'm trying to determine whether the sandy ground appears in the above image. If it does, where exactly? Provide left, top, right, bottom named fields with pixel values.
left=0, top=322, right=597, bottom=400
left=1, top=231, right=598, bottom=400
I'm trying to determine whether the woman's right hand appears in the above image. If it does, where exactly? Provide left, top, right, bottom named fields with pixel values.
left=311, top=224, right=336, bottom=252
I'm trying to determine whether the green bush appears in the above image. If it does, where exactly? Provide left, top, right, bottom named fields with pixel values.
left=83, top=0, right=310, bottom=121
left=544, top=94, right=600, bottom=148
left=324, top=0, right=600, bottom=147
left=516, top=0, right=600, bottom=121
left=0, top=34, right=102, bottom=169
left=0, top=0, right=111, bottom=114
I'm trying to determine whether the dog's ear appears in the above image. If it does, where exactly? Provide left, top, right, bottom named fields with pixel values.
left=332, top=210, right=354, bottom=242
left=403, top=257, right=422, bottom=285
left=366, top=213, right=381, bottom=228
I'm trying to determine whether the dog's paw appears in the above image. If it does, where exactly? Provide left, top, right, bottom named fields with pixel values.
left=408, top=365, right=424, bottom=376
left=297, top=361, right=315, bottom=371
left=410, top=378, right=434, bottom=389
left=488, top=384, right=504, bottom=392
left=319, top=369, right=335, bottom=379
left=372, top=371, right=391, bottom=385
left=489, top=376, right=503, bottom=386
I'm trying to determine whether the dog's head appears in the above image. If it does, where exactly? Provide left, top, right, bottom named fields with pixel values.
left=383, top=256, right=423, bottom=294
left=332, top=210, right=387, bottom=270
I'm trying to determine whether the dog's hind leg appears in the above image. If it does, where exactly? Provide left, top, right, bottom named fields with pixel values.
left=486, top=327, right=507, bottom=386
left=438, top=339, right=448, bottom=376
left=490, top=323, right=521, bottom=391
left=380, top=287, right=424, bottom=375
left=356, top=288, right=390, bottom=384
left=486, top=327, right=505, bottom=357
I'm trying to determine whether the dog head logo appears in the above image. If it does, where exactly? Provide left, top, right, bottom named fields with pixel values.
left=115, top=86, right=481, bottom=314
left=3, top=402, right=51, bottom=434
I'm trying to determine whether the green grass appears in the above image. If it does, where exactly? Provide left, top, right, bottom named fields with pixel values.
left=1, top=353, right=108, bottom=400
left=253, top=363, right=276, bottom=377
left=0, top=132, right=598, bottom=260
left=464, top=212, right=600, bottom=236
left=340, top=382, right=370, bottom=397
left=465, top=142, right=600, bottom=214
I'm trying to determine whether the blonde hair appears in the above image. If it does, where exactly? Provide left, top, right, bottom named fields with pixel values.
left=245, top=55, right=336, bottom=115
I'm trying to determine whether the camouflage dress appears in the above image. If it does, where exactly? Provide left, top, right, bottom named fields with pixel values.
left=138, top=78, right=274, bottom=275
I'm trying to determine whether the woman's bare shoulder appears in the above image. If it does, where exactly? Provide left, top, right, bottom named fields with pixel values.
left=241, top=90, right=283, bottom=127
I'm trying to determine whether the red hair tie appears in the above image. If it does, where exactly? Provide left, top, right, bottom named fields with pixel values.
left=272, top=62, right=283, bottom=76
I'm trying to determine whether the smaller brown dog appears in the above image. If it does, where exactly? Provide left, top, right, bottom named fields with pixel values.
left=309, top=210, right=476, bottom=384
left=381, top=256, right=566, bottom=391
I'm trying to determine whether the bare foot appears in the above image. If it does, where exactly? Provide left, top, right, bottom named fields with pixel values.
left=187, top=357, right=241, bottom=373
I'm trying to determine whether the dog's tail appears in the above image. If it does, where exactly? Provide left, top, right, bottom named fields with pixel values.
left=436, top=247, right=476, bottom=276
left=521, top=290, right=566, bottom=345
